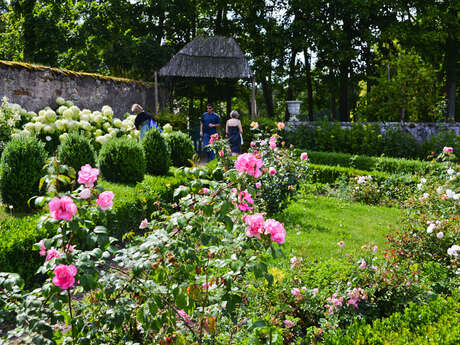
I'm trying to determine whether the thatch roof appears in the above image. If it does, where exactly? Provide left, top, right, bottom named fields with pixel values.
left=159, top=36, right=253, bottom=79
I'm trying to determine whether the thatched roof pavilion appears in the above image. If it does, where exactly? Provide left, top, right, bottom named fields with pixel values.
left=156, top=35, right=256, bottom=118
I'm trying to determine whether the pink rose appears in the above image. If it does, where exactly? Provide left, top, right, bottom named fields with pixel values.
left=260, top=140, right=267, bottom=146
left=359, top=259, right=367, bottom=269
left=177, top=309, right=190, bottom=323
left=235, top=153, right=263, bottom=178
left=39, top=240, right=46, bottom=256
left=218, top=150, right=224, bottom=157
left=244, top=213, right=265, bottom=239
left=52, top=264, right=77, bottom=290
left=443, top=146, right=453, bottom=154
left=97, top=191, right=114, bottom=210
left=78, top=164, right=99, bottom=188
left=255, top=182, right=262, bottom=189
left=312, top=288, right=319, bottom=294
left=283, top=320, right=294, bottom=328
left=139, top=219, right=148, bottom=229
left=49, top=196, right=77, bottom=221
left=300, top=152, right=308, bottom=160
left=373, top=245, right=378, bottom=253
left=46, top=248, right=61, bottom=261
left=65, top=244, right=75, bottom=252
left=209, top=133, right=219, bottom=145
left=269, top=167, right=276, bottom=175
left=250, top=141, right=256, bottom=147
left=277, top=122, right=285, bottom=131
left=79, top=188, right=91, bottom=199
left=264, top=219, right=286, bottom=244
left=269, top=137, right=276, bottom=149
left=291, top=287, right=301, bottom=296
left=237, top=189, right=254, bottom=212
left=201, top=188, right=210, bottom=194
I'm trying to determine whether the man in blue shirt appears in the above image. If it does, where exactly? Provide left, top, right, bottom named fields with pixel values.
left=200, top=104, right=220, bottom=161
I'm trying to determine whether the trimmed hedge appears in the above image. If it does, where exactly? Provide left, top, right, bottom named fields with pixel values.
left=321, top=295, right=460, bottom=345
left=307, top=164, right=390, bottom=184
left=302, top=150, right=442, bottom=175
left=57, top=132, right=96, bottom=172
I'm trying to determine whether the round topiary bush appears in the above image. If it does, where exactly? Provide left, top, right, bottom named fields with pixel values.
left=0, top=136, right=47, bottom=210
left=164, top=131, right=194, bottom=167
left=143, top=128, right=171, bottom=175
left=98, top=137, right=146, bottom=183
left=57, top=132, right=96, bottom=172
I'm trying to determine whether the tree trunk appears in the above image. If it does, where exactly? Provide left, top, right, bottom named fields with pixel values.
left=330, top=94, right=336, bottom=121
left=339, top=66, right=349, bottom=122
left=304, top=50, right=314, bottom=121
left=261, top=77, right=274, bottom=118
left=446, top=33, right=457, bottom=121
left=285, top=49, right=297, bottom=121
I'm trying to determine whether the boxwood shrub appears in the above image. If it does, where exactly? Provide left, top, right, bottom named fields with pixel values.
left=0, top=136, right=47, bottom=210
left=98, top=137, right=146, bottom=183
left=164, top=131, right=194, bottom=167
left=57, top=132, right=96, bottom=171
left=143, top=128, right=171, bottom=175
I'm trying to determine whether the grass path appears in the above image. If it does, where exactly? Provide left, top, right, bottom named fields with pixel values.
left=279, top=195, right=404, bottom=261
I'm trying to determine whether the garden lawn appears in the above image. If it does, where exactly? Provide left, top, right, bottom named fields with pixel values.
left=280, top=195, right=404, bottom=260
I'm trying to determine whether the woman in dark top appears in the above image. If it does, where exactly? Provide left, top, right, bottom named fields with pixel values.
left=131, top=104, right=159, bottom=140
left=225, top=110, right=243, bottom=155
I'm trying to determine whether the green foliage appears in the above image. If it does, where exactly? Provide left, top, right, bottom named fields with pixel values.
left=304, top=150, right=441, bottom=175
left=307, top=164, right=389, bottom=185
left=0, top=136, right=47, bottom=210
left=355, top=45, right=441, bottom=122
left=0, top=214, right=50, bottom=288
left=57, top=132, right=96, bottom=172
left=163, top=131, right=194, bottom=167
left=156, top=112, right=188, bottom=133
left=422, top=129, right=460, bottom=159
left=98, top=137, right=146, bottom=183
left=142, top=128, right=170, bottom=175
left=382, top=128, right=421, bottom=159
left=320, top=295, right=460, bottom=345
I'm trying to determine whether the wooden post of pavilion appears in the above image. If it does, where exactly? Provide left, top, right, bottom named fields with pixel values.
left=154, top=71, right=159, bottom=115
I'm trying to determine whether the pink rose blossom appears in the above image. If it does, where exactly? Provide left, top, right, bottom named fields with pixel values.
left=443, top=146, right=453, bottom=154
left=337, top=241, right=345, bottom=247
left=46, top=248, right=61, bottom=261
left=250, top=141, right=256, bottom=147
left=291, top=288, right=301, bottom=296
left=49, top=196, right=77, bottom=221
left=209, top=133, right=219, bottom=145
left=269, top=137, right=277, bottom=149
left=201, top=188, right=210, bottom=194
left=277, top=122, right=285, bottom=131
left=237, top=190, right=254, bottom=212
left=65, top=244, right=75, bottom=252
left=264, top=219, right=286, bottom=244
left=255, top=182, right=262, bottom=189
left=39, top=240, right=46, bottom=256
left=300, top=152, right=308, bottom=160
left=373, top=245, right=378, bottom=253
left=312, top=288, right=319, bottom=294
left=290, top=257, right=298, bottom=265
left=77, top=164, right=99, bottom=188
left=52, top=264, right=77, bottom=290
left=177, top=309, right=190, bottom=323
left=218, top=150, right=224, bottom=157
left=244, top=213, right=265, bottom=239
left=139, top=219, right=148, bottom=229
left=283, top=320, right=294, bottom=328
left=235, top=153, right=263, bottom=178
left=79, top=188, right=91, bottom=199
left=97, top=191, right=114, bottom=210
left=359, top=259, right=367, bottom=269
left=268, top=167, right=276, bottom=175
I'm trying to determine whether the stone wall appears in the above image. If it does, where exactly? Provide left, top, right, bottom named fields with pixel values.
left=0, top=61, right=168, bottom=117
left=289, top=120, right=460, bottom=142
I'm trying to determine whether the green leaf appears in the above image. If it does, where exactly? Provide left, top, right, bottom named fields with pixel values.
left=94, top=226, right=108, bottom=234
left=250, top=320, right=267, bottom=330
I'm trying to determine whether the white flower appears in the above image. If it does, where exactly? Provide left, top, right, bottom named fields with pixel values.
left=417, top=183, right=423, bottom=190
left=453, top=193, right=460, bottom=200
left=45, top=136, right=52, bottom=142
left=420, top=178, right=427, bottom=183
left=420, top=193, right=429, bottom=200
left=445, top=189, right=455, bottom=199
left=139, top=219, right=149, bottom=229
left=436, top=186, right=443, bottom=194
left=437, top=232, right=444, bottom=239
left=447, top=245, right=460, bottom=257
left=447, top=168, right=455, bottom=175
left=79, top=188, right=91, bottom=199
left=427, top=223, right=436, bottom=234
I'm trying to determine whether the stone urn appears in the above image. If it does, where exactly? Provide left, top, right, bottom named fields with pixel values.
left=286, top=100, right=302, bottom=122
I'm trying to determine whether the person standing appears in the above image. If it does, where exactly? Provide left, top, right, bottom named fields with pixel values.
left=131, top=104, right=160, bottom=140
left=200, top=104, right=220, bottom=161
left=226, top=110, right=243, bottom=156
